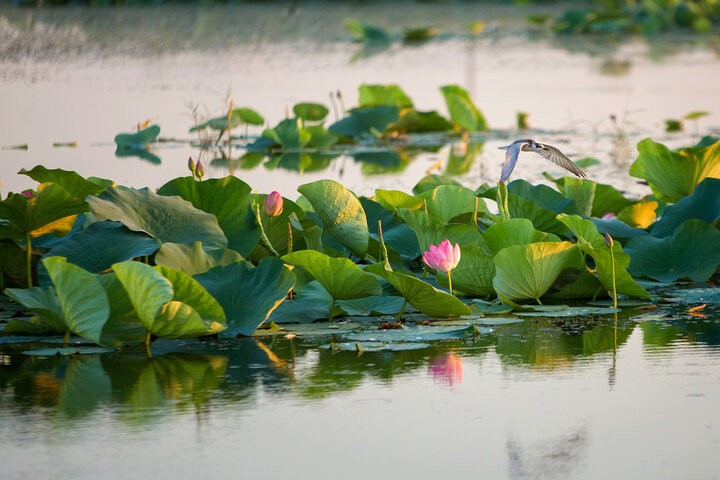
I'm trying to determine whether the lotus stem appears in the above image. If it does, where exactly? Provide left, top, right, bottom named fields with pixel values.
left=609, top=244, right=617, bottom=309
left=448, top=270, right=453, bottom=296
left=472, top=197, right=479, bottom=230
left=396, top=298, right=407, bottom=322
left=497, top=181, right=511, bottom=222
left=287, top=222, right=293, bottom=254
left=226, top=100, right=233, bottom=171
left=535, top=297, right=543, bottom=305
left=423, top=199, right=429, bottom=227
left=25, top=233, right=32, bottom=288
left=329, top=299, right=336, bottom=322
left=378, top=220, right=389, bottom=262
left=255, top=203, right=280, bottom=257
left=63, top=330, right=70, bottom=347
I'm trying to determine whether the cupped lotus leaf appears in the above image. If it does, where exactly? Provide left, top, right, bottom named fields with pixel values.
left=358, top=84, right=413, bottom=109
left=590, top=183, right=635, bottom=217
left=390, top=109, right=453, bottom=133
left=482, top=218, right=560, bottom=256
left=591, top=217, right=649, bottom=239
left=557, top=214, right=650, bottom=299
left=151, top=266, right=227, bottom=338
left=96, top=273, right=147, bottom=346
left=266, top=280, right=334, bottom=324
left=114, top=125, right=160, bottom=149
left=36, top=221, right=161, bottom=286
left=346, top=324, right=472, bottom=342
left=155, top=241, right=243, bottom=276
left=88, top=186, right=227, bottom=251
left=337, top=295, right=407, bottom=316
left=262, top=118, right=311, bottom=149
left=0, top=183, right=88, bottom=241
left=282, top=250, right=381, bottom=300
left=440, top=85, right=487, bottom=131
left=43, top=256, right=110, bottom=344
left=417, top=185, right=486, bottom=223
left=297, top=179, right=369, bottom=257
left=396, top=208, right=486, bottom=253
left=157, top=176, right=258, bottom=256
left=194, top=258, right=294, bottom=337
left=435, top=245, right=495, bottom=297
left=651, top=178, right=720, bottom=238
left=629, top=138, right=720, bottom=203
left=113, top=260, right=173, bottom=331
left=232, top=107, right=265, bottom=126
left=4, top=286, right=65, bottom=333
left=328, top=106, right=399, bottom=138
left=624, top=219, right=720, bottom=282
left=19, top=166, right=107, bottom=199
left=617, top=201, right=658, bottom=228
left=479, top=185, right=570, bottom=235
left=493, top=242, right=581, bottom=302
left=305, top=125, right=338, bottom=148
left=375, top=189, right=423, bottom=212
left=344, top=19, right=392, bottom=44
left=293, top=102, right=329, bottom=122
left=365, top=261, right=471, bottom=317
left=412, top=174, right=462, bottom=195
left=554, top=177, right=596, bottom=217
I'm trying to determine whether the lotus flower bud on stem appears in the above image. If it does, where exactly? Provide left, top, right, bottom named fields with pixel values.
left=188, top=156, right=196, bottom=178
left=604, top=233, right=614, bottom=248
left=196, top=160, right=205, bottom=180
left=264, top=191, right=284, bottom=217
left=423, top=239, right=461, bottom=295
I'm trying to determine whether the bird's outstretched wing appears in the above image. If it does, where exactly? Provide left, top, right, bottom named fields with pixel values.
left=499, top=141, right=525, bottom=183
left=530, top=143, right=587, bottom=179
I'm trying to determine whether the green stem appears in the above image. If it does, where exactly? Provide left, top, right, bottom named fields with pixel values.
left=448, top=271, right=453, bottom=296
left=535, top=297, right=543, bottom=305
left=609, top=244, right=617, bottom=309
left=25, top=233, right=32, bottom=288
left=63, top=330, right=70, bottom=347
left=378, top=220, right=389, bottom=263
left=255, top=203, right=280, bottom=257
left=396, top=298, right=408, bottom=323
left=472, top=197, right=479, bottom=230
left=497, top=181, right=511, bottom=222
left=329, top=299, right=336, bottom=322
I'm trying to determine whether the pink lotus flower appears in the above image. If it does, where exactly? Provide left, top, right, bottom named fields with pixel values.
left=264, top=191, right=283, bottom=217
left=601, top=213, right=615, bottom=220
left=423, top=239, right=461, bottom=295
left=21, top=190, right=36, bottom=198
left=428, top=354, right=463, bottom=388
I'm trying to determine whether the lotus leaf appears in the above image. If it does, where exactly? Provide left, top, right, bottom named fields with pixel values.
left=440, top=85, right=487, bottom=131
left=266, top=280, right=334, bottom=324
left=555, top=177, right=595, bottom=216
left=36, top=221, right=161, bottom=286
left=345, top=324, right=472, bottom=342
left=297, top=179, right=369, bottom=257
left=412, top=174, right=462, bottom=195
left=4, top=286, right=65, bottom=333
left=3, top=318, right=55, bottom=334
left=617, top=201, right=658, bottom=228
left=629, top=138, right=720, bottom=203
left=417, top=185, right=485, bottom=223
left=194, top=258, right=294, bottom=337
left=375, top=189, right=423, bottom=212
left=43, top=256, right=110, bottom=344
left=514, top=306, right=620, bottom=317
left=336, top=295, right=407, bottom=316
left=365, top=261, right=471, bottom=317
left=470, top=299, right=514, bottom=314
left=359, top=197, right=397, bottom=234
left=293, top=102, right=329, bottom=122
left=262, top=118, right=311, bottom=148
left=114, top=125, right=160, bottom=149
left=390, top=109, right=453, bottom=133
left=547, top=269, right=603, bottom=299
left=88, top=186, right=227, bottom=251
left=651, top=177, right=720, bottom=238
left=190, top=108, right=264, bottom=132
left=482, top=218, right=560, bottom=256
left=19, top=166, right=107, bottom=199
left=435, top=245, right=495, bottom=298
left=665, top=287, right=720, bottom=304
left=344, top=19, right=392, bottom=44
left=0, top=335, right=46, bottom=344
left=95, top=272, right=148, bottom=346
left=113, top=260, right=172, bottom=331
left=23, top=346, right=115, bottom=356
left=624, top=219, right=720, bottom=282
left=557, top=214, right=650, bottom=299
left=248, top=195, right=306, bottom=262
left=324, top=341, right=430, bottom=352
left=155, top=242, right=243, bottom=276
left=305, top=125, right=338, bottom=148
left=358, top=84, right=413, bottom=109
left=282, top=250, right=381, bottom=301
left=377, top=223, right=421, bottom=262
left=328, top=106, right=399, bottom=138
left=157, top=175, right=258, bottom=256
left=591, top=217, right=649, bottom=239
left=396, top=207, right=485, bottom=254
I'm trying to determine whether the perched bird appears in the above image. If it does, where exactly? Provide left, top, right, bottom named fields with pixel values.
left=498, top=139, right=587, bottom=183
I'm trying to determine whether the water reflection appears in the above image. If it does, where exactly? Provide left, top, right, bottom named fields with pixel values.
left=427, top=353, right=463, bottom=389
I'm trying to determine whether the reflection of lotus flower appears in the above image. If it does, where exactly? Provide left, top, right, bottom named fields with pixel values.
left=428, top=354, right=463, bottom=388
left=264, top=191, right=283, bottom=217
left=423, top=239, right=461, bottom=295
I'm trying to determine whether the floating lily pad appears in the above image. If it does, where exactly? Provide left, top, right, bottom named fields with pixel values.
left=323, top=341, right=431, bottom=352
left=23, top=346, right=115, bottom=356
left=336, top=296, right=407, bottom=316
left=630, top=312, right=675, bottom=322
left=664, top=288, right=720, bottom=305
left=345, top=324, right=472, bottom=342
left=470, top=299, right=514, bottom=314
left=0, top=335, right=45, bottom=344
left=513, top=306, right=620, bottom=317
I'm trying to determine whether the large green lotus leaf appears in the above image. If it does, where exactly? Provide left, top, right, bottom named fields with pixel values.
left=505, top=194, right=569, bottom=236
left=507, top=179, right=578, bottom=213
left=155, top=241, right=243, bottom=276
left=479, top=185, right=570, bottom=235
left=114, top=125, right=160, bottom=149
left=396, top=208, right=485, bottom=253
left=547, top=269, right=603, bottom=300
left=36, top=221, right=161, bottom=286
left=482, top=218, right=560, bottom=256
left=557, top=214, right=650, bottom=299
left=305, top=125, right=338, bottom=148
left=43, top=256, right=110, bottom=344
left=95, top=272, right=147, bottom=346
left=616, top=201, right=658, bottom=229
left=435, top=245, right=495, bottom=297
left=297, top=179, right=369, bottom=257
left=629, top=138, right=720, bottom=203
left=194, top=258, right=294, bottom=337
left=113, top=260, right=173, bottom=331
left=417, top=185, right=486, bottom=223
left=390, top=109, right=453, bottom=134
left=19, top=166, right=107, bottom=199
left=375, top=189, right=423, bottom=212
left=152, top=266, right=227, bottom=338
left=328, top=106, right=399, bottom=138
left=545, top=174, right=632, bottom=218
left=365, top=261, right=471, bottom=317
left=493, top=242, right=581, bottom=302
left=0, top=183, right=88, bottom=241
left=591, top=217, right=649, bottom=239
left=358, top=84, right=413, bottom=108
left=248, top=195, right=306, bottom=262
left=266, top=280, right=333, bottom=324
left=88, top=186, right=227, bottom=251
left=4, top=286, right=66, bottom=333
left=156, top=176, right=258, bottom=256
left=282, top=250, right=381, bottom=300
left=651, top=177, right=720, bottom=238
left=440, top=85, right=487, bottom=131
left=0, top=241, right=26, bottom=287
left=376, top=223, right=421, bottom=262
left=293, top=102, right=329, bottom=122
left=337, top=295, right=407, bottom=316
left=262, top=118, right=311, bottom=148
left=412, top=174, right=462, bottom=195
left=359, top=197, right=396, bottom=233
left=556, top=177, right=595, bottom=217
left=624, top=219, right=720, bottom=282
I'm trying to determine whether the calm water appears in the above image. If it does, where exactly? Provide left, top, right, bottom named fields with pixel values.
left=2, top=309, right=720, bottom=479
left=1, top=4, right=720, bottom=198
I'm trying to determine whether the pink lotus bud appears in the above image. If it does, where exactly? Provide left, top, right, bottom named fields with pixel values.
left=604, top=233, right=613, bottom=248
left=422, top=239, right=461, bottom=272
left=188, top=156, right=196, bottom=175
left=264, top=191, right=284, bottom=217
left=196, top=160, right=205, bottom=180
left=601, top=213, right=615, bottom=220
left=21, top=190, right=36, bottom=198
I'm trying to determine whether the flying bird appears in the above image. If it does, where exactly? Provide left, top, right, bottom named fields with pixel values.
left=498, top=139, right=587, bottom=183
